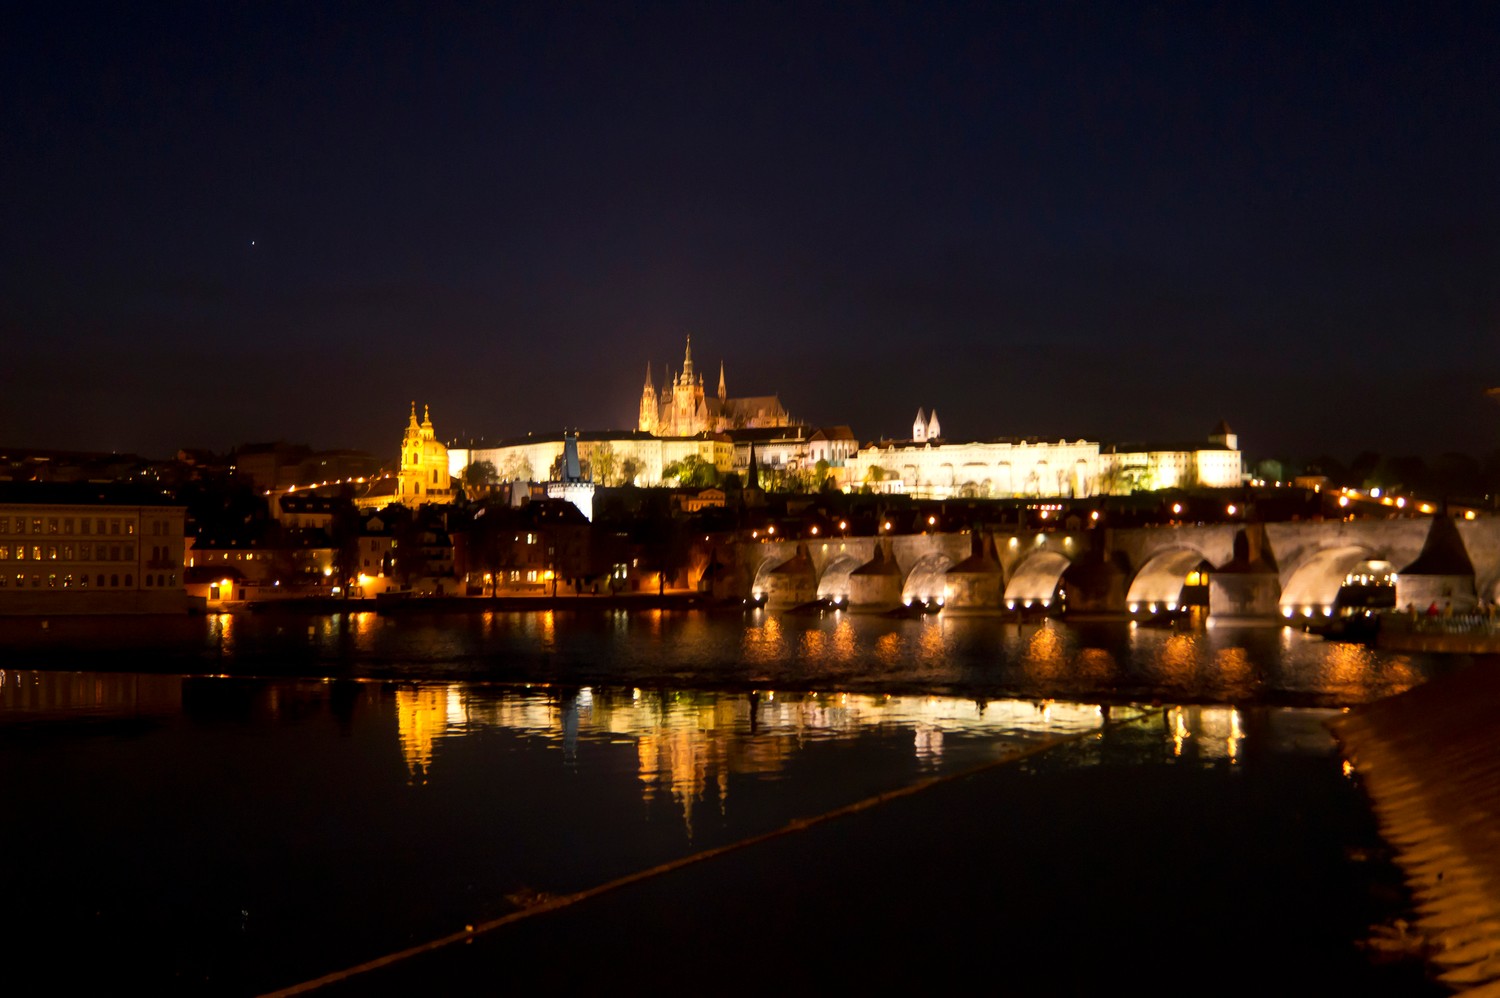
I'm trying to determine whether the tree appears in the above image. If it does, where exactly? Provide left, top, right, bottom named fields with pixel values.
left=500, top=455, right=534, bottom=482
left=636, top=509, right=691, bottom=595
left=461, top=460, right=498, bottom=488
left=620, top=456, right=642, bottom=486
left=587, top=442, right=617, bottom=485
left=329, top=493, right=363, bottom=598
left=664, top=454, right=718, bottom=488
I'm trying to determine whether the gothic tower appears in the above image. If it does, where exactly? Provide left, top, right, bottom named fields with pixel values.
left=638, top=364, right=659, bottom=435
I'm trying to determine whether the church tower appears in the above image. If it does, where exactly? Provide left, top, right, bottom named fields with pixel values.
left=718, top=361, right=727, bottom=403
left=913, top=407, right=928, bottom=442
left=396, top=403, right=452, bottom=506
left=638, top=364, right=659, bottom=435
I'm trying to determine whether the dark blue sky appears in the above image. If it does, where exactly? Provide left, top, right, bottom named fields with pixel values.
left=4, top=2, right=1498, bottom=465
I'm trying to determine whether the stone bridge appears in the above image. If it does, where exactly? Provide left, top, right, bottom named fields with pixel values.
left=720, top=518, right=1500, bottom=620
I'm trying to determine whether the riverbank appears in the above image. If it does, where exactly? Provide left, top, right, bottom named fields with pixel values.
left=205, top=591, right=729, bottom=615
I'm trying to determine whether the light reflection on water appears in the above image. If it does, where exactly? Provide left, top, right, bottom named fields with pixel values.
left=0, top=660, right=1410, bottom=995
left=0, top=610, right=1450, bottom=708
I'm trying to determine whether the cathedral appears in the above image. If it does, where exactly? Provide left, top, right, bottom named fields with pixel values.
left=637, top=336, right=791, bottom=437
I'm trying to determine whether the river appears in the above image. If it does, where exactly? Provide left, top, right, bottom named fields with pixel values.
left=0, top=608, right=1463, bottom=994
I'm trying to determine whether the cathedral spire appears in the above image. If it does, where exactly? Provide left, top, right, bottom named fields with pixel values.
left=408, top=401, right=420, bottom=430
left=718, top=360, right=726, bottom=401
left=682, top=334, right=694, bottom=381
left=643, top=362, right=655, bottom=391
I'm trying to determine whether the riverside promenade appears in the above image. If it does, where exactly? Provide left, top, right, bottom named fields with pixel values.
left=273, top=701, right=1461, bottom=997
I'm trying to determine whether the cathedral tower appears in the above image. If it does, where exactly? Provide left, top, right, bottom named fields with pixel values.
left=638, top=364, right=659, bottom=435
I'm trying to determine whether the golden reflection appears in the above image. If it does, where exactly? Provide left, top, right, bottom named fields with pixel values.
left=917, top=618, right=946, bottom=665
left=874, top=632, right=905, bottom=666
left=352, top=611, right=377, bottom=639
left=799, top=629, right=827, bottom=657
left=395, top=684, right=459, bottom=785
left=210, top=611, right=235, bottom=653
left=1155, top=633, right=1200, bottom=684
left=831, top=617, right=857, bottom=662
left=540, top=609, right=556, bottom=647
left=434, top=686, right=1111, bottom=835
left=742, top=614, right=785, bottom=662
left=1021, top=623, right=1065, bottom=678
left=1378, top=655, right=1422, bottom=695
left=1169, top=706, right=1189, bottom=756
left=1213, top=646, right=1252, bottom=685
left=1074, top=647, right=1116, bottom=683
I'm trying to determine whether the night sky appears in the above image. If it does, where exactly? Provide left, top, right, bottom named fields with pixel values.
left=4, top=2, right=1498, bottom=466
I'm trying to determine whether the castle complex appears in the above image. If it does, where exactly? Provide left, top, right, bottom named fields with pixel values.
left=637, top=336, right=790, bottom=436
left=432, top=335, right=1247, bottom=499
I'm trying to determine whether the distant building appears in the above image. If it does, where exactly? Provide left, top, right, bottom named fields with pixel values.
left=846, top=418, right=1243, bottom=499
left=355, top=404, right=454, bottom=510
left=0, top=482, right=190, bottom=614
left=637, top=336, right=791, bottom=436
left=1100, top=421, right=1244, bottom=493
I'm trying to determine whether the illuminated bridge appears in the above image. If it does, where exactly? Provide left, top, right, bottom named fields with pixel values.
left=724, top=516, right=1500, bottom=622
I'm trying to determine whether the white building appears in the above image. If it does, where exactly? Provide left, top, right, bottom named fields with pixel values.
left=845, top=417, right=1243, bottom=499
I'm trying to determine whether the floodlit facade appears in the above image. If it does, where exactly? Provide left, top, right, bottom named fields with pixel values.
left=638, top=336, right=791, bottom=436
left=849, top=437, right=1103, bottom=499
left=846, top=422, right=1243, bottom=499
left=451, top=431, right=734, bottom=489
left=396, top=403, right=453, bottom=506
left=0, top=484, right=189, bottom=614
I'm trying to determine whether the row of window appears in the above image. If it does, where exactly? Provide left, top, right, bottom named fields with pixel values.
left=0, top=572, right=175, bottom=589
left=0, top=543, right=142, bottom=562
left=0, top=516, right=139, bottom=536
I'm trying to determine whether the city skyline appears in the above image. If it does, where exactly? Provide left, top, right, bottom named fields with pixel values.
left=4, top=3, right=1498, bottom=462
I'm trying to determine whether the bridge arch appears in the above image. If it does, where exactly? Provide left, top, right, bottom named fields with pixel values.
left=901, top=552, right=954, bottom=605
left=1278, top=545, right=1383, bottom=616
left=1126, top=547, right=1212, bottom=612
left=1004, top=550, right=1072, bottom=609
left=815, top=554, right=864, bottom=602
left=750, top=555, right=785, bottom=598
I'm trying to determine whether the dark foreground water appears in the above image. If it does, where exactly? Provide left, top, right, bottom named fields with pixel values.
left=0, top=609, right=1467, bottom=995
